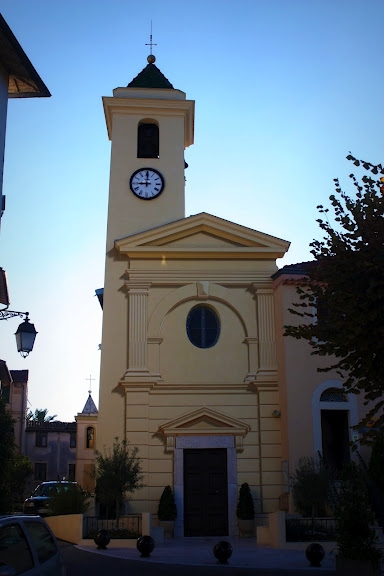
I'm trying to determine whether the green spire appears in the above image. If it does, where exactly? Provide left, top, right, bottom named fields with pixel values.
left=127, top=56, right=174, bottom=89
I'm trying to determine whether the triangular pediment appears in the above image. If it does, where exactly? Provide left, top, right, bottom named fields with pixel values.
left=115, top=213, right=290, bottom=260
left=158, top=407, right=250, bottom=452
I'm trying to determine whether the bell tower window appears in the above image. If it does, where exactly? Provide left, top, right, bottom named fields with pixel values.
left=86, top=426, right=95, bottom=449
left=137, top=121, right=159, bottom=158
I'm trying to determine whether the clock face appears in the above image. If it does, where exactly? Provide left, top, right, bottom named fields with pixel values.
left=129, top=168, right=165, bottom=200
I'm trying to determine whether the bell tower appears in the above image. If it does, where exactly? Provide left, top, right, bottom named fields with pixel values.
left=102, top=54, right=195, bottom=250
left=98, top=55, right=195, bottom=449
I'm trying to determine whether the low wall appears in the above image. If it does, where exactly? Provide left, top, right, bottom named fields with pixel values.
left=46, top=512, right=153, bottom=546
left=46, top=514, right=83, bottom=544
left=256, top=511, right=336, bottom=551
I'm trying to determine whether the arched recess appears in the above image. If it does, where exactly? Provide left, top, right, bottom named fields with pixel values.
left=312, top=379, right=358, bottom=466
left=137, top=118, right=159, bottom=158
left=148, top=282, right=253, bottom=340
left=86, top=426, right=95, bottom=449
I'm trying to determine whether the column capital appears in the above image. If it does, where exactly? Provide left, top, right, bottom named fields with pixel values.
left=125, top=280, right=152, bottom=292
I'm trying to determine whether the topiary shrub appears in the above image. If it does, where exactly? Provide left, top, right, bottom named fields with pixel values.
left=236, top=483, right=255, bottom=520
left=157, top=485, right=177, bottom=521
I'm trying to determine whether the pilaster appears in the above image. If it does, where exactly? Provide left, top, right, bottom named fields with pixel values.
left=124, top=281, right=151, bottom=377
left=254, top=287, right=277, bottom=382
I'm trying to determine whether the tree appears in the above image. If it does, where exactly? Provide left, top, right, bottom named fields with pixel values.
left=0, top=397, right=33, bottom=513
left=368, top=432, right=384, bottom=494
left=284, top=154, right=384, bottom=443
left=10, top=452, right=33, bottom=511
left=49, top=483, right=90, bottom=516
left=92, top=437, right=144, bottom=522
left=290, top=456, right=333, bottom=518
left=26, top=408, right=57, bottom=422
left=333, top=462, right=382, bottom=566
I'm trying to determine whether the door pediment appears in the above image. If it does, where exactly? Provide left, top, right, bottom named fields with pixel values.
left=115, top=212, right=290, bottom=260
left=158, top=407, right=250, bottom=452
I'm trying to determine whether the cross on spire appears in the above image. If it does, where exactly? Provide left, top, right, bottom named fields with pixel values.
left=86, top=374, right=95, bottom=395
left=145, top=21, right=157, bottom=55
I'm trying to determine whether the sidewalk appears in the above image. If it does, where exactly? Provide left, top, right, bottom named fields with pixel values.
left=77, top=537, right=338, bottom=572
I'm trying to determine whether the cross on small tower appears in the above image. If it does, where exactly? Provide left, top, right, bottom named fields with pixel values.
left=145, top=21, right=157, bottom=55
left=86, top=374, right=95, bottom=395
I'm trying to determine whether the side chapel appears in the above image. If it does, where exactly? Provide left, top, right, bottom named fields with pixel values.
left=97, top=54, right=364, bottom=537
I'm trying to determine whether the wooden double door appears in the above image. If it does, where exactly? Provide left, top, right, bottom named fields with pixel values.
left=183, top=448, right=228, bottom=537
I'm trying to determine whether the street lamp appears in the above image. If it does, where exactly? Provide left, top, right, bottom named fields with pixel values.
left=0, top=268, right=37, bottom=357
left=0, top=309, right=37, bottom=357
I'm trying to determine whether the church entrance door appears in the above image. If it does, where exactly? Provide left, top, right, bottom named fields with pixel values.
left=183, top=448, right=228, bottom=536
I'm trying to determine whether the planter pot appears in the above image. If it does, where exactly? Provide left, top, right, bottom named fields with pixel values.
left=238, top=518, right=254, bottom=538
left=159, top=520, right=174, bottom=539
left=336, top=556, right=381, bottom=576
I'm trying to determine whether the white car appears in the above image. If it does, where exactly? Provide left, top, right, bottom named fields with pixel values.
left=0, top=515, right=65, bottom=576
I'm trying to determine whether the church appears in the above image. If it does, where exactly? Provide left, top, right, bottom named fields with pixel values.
left=96, top=53, right=365, bottom=538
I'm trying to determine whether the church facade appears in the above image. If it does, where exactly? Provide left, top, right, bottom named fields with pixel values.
left=96, top=55, right=365, bottom=537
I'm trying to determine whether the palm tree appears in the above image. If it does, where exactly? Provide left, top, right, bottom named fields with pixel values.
left=26, top=408, right=57, bottom=422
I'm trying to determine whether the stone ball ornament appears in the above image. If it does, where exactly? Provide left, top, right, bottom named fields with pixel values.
left=94, top=529, right=110, bottom=550
left=305, top=542, right=325, bottom=567
left=137, top=535, right=155, bottom=558
left=213, top=540, right=233, bottom=564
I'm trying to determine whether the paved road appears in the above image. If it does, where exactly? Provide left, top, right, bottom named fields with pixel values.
left=59, top=541, right=336, bottom=576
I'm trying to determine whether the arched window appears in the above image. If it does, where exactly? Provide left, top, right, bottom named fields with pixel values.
left=86, top=426, right=95, bottom=449
left=186, top=305, right=220, bottom=349
left=137, top=122, right=159, bottom=158
left=320, top=388, right=347, bottom=402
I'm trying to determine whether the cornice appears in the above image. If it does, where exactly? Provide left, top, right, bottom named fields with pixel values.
left=103, top=96, right=194, bottom=146
left=116, top=246, right=286, bottom=259
left=125, top=269, right=274, bottom=287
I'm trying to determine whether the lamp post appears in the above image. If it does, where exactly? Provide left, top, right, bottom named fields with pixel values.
left=0, top=309, right=37, bottom=357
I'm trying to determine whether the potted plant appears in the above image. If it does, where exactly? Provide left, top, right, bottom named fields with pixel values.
left=157, top=485, right=177, bottom=539
left=333, top=463, right=383, bottom=576
left=236, top=482, right=255, bottom=537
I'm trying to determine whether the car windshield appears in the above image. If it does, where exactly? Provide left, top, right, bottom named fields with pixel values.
left=32, top=483, right=74, bottom=497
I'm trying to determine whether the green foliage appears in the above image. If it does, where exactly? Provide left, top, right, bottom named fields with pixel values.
left=92, top=437, right=144, bottom=521
left=334, top=462, right=383, bottom=564
left=157, top=485, right=177, bottom=521
left=236, top=482, right=255, bottom=520
left=368, top=432, right=384, bottom=493
left=290, top=457, right=333, bottom=518
left=49, top=483, right=90, bottom=516
left=0, top=396, right=16, bottom=513
left=26, top=408, right=57, bottom=422
left=0, top=397, right=33, bottom=513
left=284, top=154, right=384, bottom=443
left=10, top=453, right=33, bottom=511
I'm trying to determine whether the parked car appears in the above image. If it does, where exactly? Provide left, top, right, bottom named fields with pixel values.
left=0, top=514, right=65, bottom=575
left=23, top=481, right=77, bottom=516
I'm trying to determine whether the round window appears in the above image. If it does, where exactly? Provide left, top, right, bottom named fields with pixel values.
left=186, top=305, right=220, bottom=349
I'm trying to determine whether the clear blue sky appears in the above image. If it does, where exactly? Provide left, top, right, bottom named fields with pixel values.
left=0, top=0, right=383, bottom=422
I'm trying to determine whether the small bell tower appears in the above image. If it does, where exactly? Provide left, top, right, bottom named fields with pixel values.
left=102, top=53, right=195, bottom=249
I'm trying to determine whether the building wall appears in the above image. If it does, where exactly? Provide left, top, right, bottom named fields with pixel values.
left=273, top=274, right=370, bottom=496
left=25, top=423, right=76, bottom=488
left=98, top=244, right=286, bottom=525
left=75, top=414, right=97, bottom=493
left=2, top=376, right=28, bottom=451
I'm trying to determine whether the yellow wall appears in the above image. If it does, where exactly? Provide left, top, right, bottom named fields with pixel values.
left=75, top=414, right=97, bottom=493
left=97, top=67, right=290, bottom=532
